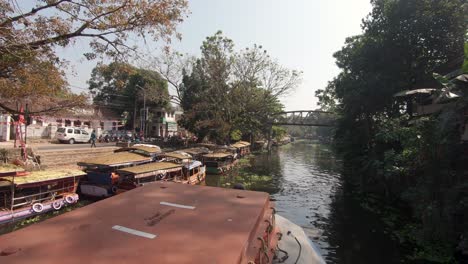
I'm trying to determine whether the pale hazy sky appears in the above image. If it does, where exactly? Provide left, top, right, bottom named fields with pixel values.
left=60, top=0, right=372, bottom=110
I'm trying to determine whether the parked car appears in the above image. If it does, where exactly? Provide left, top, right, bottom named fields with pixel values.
left=56, top=127, right=91, bottom=144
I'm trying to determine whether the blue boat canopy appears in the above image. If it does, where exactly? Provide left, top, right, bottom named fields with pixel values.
left=184, top=160, right=203, bottom=170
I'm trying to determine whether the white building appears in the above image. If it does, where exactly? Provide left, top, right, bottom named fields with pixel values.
left=150, top=108, right=179, bottom=137
left=0, top=107, right=123, bottom=141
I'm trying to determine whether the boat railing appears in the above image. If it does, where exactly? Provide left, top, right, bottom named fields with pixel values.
left=10, top=184, right=76, bottom=209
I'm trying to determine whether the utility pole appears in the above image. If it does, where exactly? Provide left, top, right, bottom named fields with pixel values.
left=135, top=85, right=146, bottom=140
left=133, top=96, right=137, bottom=136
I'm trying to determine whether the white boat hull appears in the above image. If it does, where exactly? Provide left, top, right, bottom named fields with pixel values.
left=275, top=214, right=326, bottom=264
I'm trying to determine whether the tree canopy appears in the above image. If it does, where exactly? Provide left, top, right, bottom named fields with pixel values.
left=315, top=0, right=467, bottom=261
left=88, top=62, right=169, bottom=129
left=0, top=0, right=188, bottom=114
left=178, top=31, right=296, bottom=143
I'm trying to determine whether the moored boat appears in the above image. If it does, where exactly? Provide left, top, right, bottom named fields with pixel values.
left=161, top=151, right=207, bottom=184
left=77, top=144, right=162, bottom=198
left=0, top=168, right=84, bottom=225
left=231, top=140, right=251, bottom=157
left=115, top=161, right=183, bottom=193
left=0, top=182, right=324, bottom=264
left=202, top=152, right=237, bottom=174
left=179, top=160, right=206, bottom=184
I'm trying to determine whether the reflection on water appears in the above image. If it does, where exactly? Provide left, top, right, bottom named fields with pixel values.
left=206, top=141, right=402, bottom=263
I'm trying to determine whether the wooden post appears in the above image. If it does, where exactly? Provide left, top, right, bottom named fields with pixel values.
left=267, top=125, right=273, bottom=153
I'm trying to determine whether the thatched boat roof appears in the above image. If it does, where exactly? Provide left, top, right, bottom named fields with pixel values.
left=231, top=141, right=251, bottom=148
left=0, top=169, right=84, bottom=185
left=0, top=165, right=24, bottom=176
left=203, top=153, right=233, bottom=159
left=117, top=162, right=182, bottom=175
left=78, top=152, right=151, bottom=167
left=115, top=144, right=162, bottom=155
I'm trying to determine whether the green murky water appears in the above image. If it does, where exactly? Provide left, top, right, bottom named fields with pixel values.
left=206, top=141, right=403, bottom=263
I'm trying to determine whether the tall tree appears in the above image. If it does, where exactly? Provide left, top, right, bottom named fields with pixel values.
left=142, top=48, right=195, bottom=105
left=179, top=31, right=296, bottom=143
left=316, top=0, right=467, bottom=260
left=88, top=62, right=169, bottom=129
left=0, top=0, right=188, bottom=114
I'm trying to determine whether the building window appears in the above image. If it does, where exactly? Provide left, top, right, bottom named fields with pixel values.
left=65, top=119, right=71, bottom=127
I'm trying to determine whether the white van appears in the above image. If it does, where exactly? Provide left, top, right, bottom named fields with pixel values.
left=56, top=127, right=91, bottom=144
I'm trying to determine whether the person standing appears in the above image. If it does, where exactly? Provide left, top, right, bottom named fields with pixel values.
left=90, top=130, right=97, bottom=148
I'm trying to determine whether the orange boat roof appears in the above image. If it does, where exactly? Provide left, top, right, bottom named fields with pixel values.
left=0, top=182, right=273, bottom=264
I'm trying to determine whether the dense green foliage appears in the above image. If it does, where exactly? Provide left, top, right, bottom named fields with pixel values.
left=316, top=0, right=467, bottom=262
left=179, top=32, right=298, bottom=143
left=88, top=62, right=169, bottom=130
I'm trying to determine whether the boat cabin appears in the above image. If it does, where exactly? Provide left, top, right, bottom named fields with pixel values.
left=178, top=160, right=206, bottom=185
left=202, top=153, right=237, bottom=174
left=0, top=168, right=84, bottom=224
left=115, top=162, right=184, bottom=192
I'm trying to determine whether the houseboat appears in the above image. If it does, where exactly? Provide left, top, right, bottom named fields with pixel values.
left=202, top=152, right=237, bottom=174
left=231, top=141, right=251, bottom=157
left=77, top=144, right=162, bottom=198
left=179, top=160, right=206, bottom=184
left=116, top=160, right=206, bottom=192
left=0, top=167, right=84, bottom=225
left=0, top=182, right=325, bottom=264
left=115, top=162, right=184, bottom=193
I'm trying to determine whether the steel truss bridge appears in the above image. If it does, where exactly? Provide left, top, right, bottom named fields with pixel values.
left=270, top=110, right=336, bottom=127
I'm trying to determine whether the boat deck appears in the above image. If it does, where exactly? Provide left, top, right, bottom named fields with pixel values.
left=0, top=182, right=274, bottom=264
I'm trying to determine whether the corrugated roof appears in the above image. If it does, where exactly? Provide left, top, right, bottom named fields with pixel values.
left=78, top=152, right=151, bottom=166
left=117, top=162, right=182, bottom=175
left=1, top=169, right=85, bottom=185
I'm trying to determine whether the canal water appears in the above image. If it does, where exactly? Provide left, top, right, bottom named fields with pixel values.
left=206, top=140, right=403, bottom=264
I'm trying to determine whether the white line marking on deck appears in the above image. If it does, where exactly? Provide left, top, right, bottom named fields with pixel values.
left=160, top=201, right=195, bottom=210
left=112, top=225, right=157, bottom=239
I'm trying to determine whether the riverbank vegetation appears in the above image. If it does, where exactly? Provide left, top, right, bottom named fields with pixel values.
left=316, top=0, right=468, bottom=262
